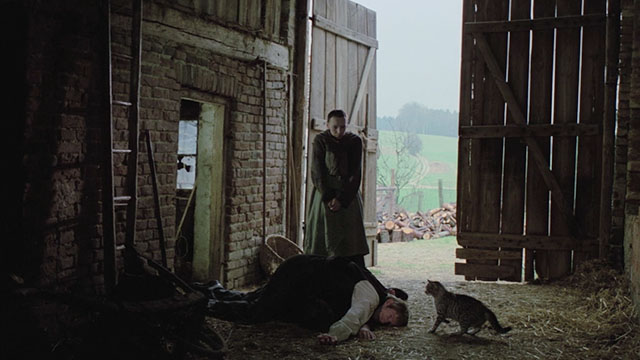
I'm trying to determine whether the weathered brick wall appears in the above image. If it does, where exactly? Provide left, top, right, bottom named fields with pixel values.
left=18, top=1, right=293, bottom=292
left=111, top=3, right=291, bottom=288
left=621, top=0, right=640, bottom=313
left=613, top=0, right=634, bottom=263
left=20, top=0, right=107, bottom=293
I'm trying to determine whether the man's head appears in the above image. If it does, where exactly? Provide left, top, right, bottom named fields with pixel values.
left=377, top=296, right=409, bottom=327
left=327, top=109, right=347, bottom=139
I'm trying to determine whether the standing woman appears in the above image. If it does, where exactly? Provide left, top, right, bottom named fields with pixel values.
left=304, top=109, right=369, bottom=268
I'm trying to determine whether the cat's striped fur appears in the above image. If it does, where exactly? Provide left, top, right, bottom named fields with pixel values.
left=425, top=280, right=511, bottom=336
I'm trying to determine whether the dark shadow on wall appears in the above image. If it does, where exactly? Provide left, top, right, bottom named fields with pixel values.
left=2, top=1, right=29, bottom=281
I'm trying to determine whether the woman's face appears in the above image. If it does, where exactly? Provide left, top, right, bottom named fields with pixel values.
left=328, top=115, right=346, bottom=139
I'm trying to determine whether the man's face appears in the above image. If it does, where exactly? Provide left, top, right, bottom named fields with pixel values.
left=378, top=299, right=401, bottom=326
left=328, top=115, right=346, bottom=139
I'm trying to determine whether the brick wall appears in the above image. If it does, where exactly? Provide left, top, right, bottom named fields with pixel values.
left=20, top=0, right=107, bottom=293
left=612, top=0, right=633, bottom=263
left=620, top=1, right=640, bottom=305
left=18, top=1, right=294, bottom=292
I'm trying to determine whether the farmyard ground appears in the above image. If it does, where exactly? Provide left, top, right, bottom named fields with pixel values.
left=204, top=238, right=640, bottom=360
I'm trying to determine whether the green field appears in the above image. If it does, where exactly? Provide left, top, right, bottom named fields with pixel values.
left=377, top=130, right=458, bottom=212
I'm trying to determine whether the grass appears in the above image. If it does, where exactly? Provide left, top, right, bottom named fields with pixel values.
left=377, top=131, right=458, bottom=212
left=372, top=236, right=464, bottom=282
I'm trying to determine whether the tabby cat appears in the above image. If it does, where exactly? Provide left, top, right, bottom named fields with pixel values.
left=424, top=280, right=512, bottom=336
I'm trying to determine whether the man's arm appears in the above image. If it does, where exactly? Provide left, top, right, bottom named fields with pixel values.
left=317, top=280, right=379, bottom=344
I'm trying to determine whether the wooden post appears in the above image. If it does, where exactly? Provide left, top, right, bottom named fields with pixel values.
left=438, top=179, right=444, bottom=208
left=390, top=169, right=396, bottom=212
left=146, top=130, right=167, bottom=267
left=287, top=0, right=311, bottom=246
left=599, top=0, right=620, bottom=259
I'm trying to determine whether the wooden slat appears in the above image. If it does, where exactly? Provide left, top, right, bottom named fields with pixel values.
left=459, top=123, right=600, bottom=138
left=349, top=47, right=375, bottom=124
left=264, top=0, right=281, bottom=39
left=324, top=0, right=337, bottom=113
left=500, top=0, right=530, bottom=282
left=144, top=3, right=289, bottom=70
left=456, top=248, right=523, bottom=260
left=309, top=0, right=326, bottom=120
left=366, top=7, right=376, bottom=129
left=455, top=263, right=515, bottom=279
left=335, top=0, right=348, bottom=110
left=238, top=0, right=248, bottom=26
left=346, top=0, right=358, bottom=123
left=467, top=0, right=508, bottom=281
left=220, top=0, right=238, bottom=23
left=464, top=13, right=605, bottom=33
left=474, top=33, right=583, bottom=240
left=457, top=0, right=474, bottom=238
left=354, top=3, right=368, bottom=127
left=306, top=0, right=327, bottom=213
left=527, top=0, right=555, bottom=282
left=546, top=0, right=581, bottom=279
left=575, top=0, right=606, bottom=267
left=312, top=14, right=378, bottom=49
left=599, top=0, right=621, bottom=258
left=458, top=232, right=598, bottom=251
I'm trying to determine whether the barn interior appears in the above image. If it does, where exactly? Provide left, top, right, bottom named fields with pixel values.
left=3, top=0, right=640, bottom=359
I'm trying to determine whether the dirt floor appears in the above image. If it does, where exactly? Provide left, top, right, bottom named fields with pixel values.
left=205, top=238, right=640, bottom=360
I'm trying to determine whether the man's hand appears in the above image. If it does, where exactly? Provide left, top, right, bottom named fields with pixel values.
left=328, top=198, right=342, bottom=212
left=358, top=325, right=375, bottom=340
left=317, top=333, right=338, bottom=345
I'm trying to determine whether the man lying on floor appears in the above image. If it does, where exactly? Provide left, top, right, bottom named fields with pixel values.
left=193, top=254, right=409, bottom=345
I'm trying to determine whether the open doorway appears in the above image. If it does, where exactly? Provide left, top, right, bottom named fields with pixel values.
left=174, top=99, right=226, bottom=283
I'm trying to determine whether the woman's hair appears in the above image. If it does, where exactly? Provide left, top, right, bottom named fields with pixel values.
left=387, top=295, right=410, bottom=326
left=327, top=109, right=347, bottom=121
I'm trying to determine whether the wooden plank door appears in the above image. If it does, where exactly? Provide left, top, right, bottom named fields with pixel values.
left=306, top=0, right=378, bottom=266
left=456, top=0, right=607, bottom=281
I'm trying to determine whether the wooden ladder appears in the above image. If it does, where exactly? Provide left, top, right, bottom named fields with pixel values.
left=103, top=0, right=143, bottom=293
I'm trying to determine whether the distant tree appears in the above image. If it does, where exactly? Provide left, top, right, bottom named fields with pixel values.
left=377, top=121, right=422, bottom=208
left=378, top=102, right=458, bottom=137
left=404, top=132, right=422, bottom=156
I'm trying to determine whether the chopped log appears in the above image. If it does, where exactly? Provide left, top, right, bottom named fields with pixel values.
left=379, top=230, right=390, bottom=243
left=384, top=220, right=395, bottom=231
left=377, top=203, right=457, bottom=242
left=401, top=227, right=415, bottom=242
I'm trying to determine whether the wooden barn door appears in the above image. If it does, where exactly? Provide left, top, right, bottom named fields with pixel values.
left=456, top=0, right=607, bottom=281
left=306, top=0, right=379, bottom=266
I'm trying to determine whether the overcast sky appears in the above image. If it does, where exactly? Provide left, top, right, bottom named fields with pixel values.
left=352, top=0, right=462, bottom=117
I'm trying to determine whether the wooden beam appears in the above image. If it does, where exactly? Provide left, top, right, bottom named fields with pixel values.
left=349, top=47, right=375, bottom=123
left=456, top=248, right=522, bottom=260
left=288, top=0, right=310, bottom=245
left=460, top=123, right=601, bottom=138
left=312, top=14, right=379, bottom=49
left=599, top=0, right=620, bottom=259
left=144, top=3, right=289, bottom=70
left=455, top=263, right=515, bottom=279
left=473, top=32, right=584, bottom=239
left=465, top=14, right=605, bottom=33
left=458, top=232, right=598, bottom=251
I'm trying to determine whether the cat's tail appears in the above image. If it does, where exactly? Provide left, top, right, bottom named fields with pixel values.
left=485, top=309, right=511, bottom=334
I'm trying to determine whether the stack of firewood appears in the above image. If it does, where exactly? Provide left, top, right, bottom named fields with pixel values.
left=376, top=203, right=457, bottom=243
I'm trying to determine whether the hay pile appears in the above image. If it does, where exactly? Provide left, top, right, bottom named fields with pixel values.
left=559, top=260, right=640, bottom=357
left=519, top=259, right=640, bottom=359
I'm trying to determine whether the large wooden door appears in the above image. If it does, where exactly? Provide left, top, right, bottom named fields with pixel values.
left=456, top=0, right=609, bottom=281
left=306, top=0, right=378, bottom=266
